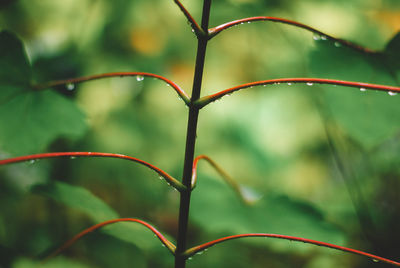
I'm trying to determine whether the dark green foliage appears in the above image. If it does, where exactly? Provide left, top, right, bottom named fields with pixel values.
left=0, top=31, right=87, bottom=155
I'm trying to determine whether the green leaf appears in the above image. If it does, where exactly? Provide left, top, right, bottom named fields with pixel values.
left=191, top=175, right=345, bottom=250
left=384, top=31, right=400, bottom=70
left=310, top=39, right=400, bottom=148
left=0, top=31, right=31, bottom=87
left=12, top=257, right=91, bottom=268
left=0, top=31, right=87, bottom=155
left=32, top=182, right=166, bottom=251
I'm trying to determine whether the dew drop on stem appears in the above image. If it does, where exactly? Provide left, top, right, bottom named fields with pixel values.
left=306, top=82, right=313, bottom=86
left=70, top=156, right=77, bottom=160
left=29, top=159, right=36, bottom=164
left=66, top=83, right=75, bottom=91
left=334, top=41, right=341, bottom=47
left=136, top=75, right=144, bottom=82
left=287, top=82, right=292, bottom=86
left=359, top=88, right=367, bottom=92
left=388, top=91, right=397, bottom=96
left=313, top=34, right=321, bottom=41
left=321, top=35, right=328, bottom=41
left=372, top=259, right=379, bottom=263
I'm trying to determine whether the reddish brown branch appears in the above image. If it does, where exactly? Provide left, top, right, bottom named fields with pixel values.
left=195, top=78, right=400, bottom=108
left=192, top=155, right=254, bottom=204
left=208, top=16, right=373, bottom=53
left=173, top=0, right=205, bottom=37
left=184, top=233, right=400, bottom=266
left=45, top=218, right=176, bottom=260
left=0, top=152, right=186, bottom=192
left=34, top=72, right=190, bottom=105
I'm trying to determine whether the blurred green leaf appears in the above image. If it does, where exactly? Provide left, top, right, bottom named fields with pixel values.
left=191, top=175, right=345, bottom=248
left=12, top=257, right=91, bottom=268
left=0, top=31, right=87, bottom=155
left=32, top=182, right=168, bottom=252
left=384, top=31, right=400, bottom=70
left=0, top=31, right=31, bottom=87
left=310, top=39, right=400, bottom=148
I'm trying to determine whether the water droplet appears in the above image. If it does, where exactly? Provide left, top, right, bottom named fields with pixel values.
left=372, top=259, right=379, bottom=263
left=247, top=21, right=251, bottom=24
left=240, top=22, right=244, bottom=25
left=306, top=82, right=313, bottom=86
left=136, top=75, right=144, bottom=82
left=334, top=41, right=341, bottom=47
left=159, top=176, right=164, bottom=180
left=29, top=159, right=36, bottom=164
left=188, top=257, right=193, bottom=261
left=191, top=29, right=195, bottom=33
left=360, top=88, right=367, bottom=92
left=70, top=156, right=77, bottom=160
left=388, top=91, right=397, bottom=96
left=312, top=34, right=321, bottom=41
left=287, top=82, right=292, bottom=86
left=66, top=83, right=75, bottom=91
left=321, top=35, right=328, bottom=41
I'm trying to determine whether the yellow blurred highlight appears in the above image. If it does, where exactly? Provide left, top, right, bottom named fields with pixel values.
left=130, top=27, right=166, bottom=56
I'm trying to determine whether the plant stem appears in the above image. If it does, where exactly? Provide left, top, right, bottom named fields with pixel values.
left=175, top=0, right=212, bottom=267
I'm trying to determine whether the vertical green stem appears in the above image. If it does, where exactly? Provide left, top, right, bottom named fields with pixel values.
left=175, top=1, right=212, bottom=267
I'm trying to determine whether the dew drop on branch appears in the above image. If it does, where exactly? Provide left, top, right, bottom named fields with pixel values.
left=372, top=259, right=379, bottom=263
left=70, top=156, right=77, bottom=160
left=287, top=83, right=292, bottom=86
left=334, top=41, right=341, bottom=47
left=159, top=176, right=164, bottom=180
left=388, top=91, right=397, bottom=96
left=359, top=88, right=367, bottom=92
left=321, top=35, right=328, bottom=41
left=66, top=83, right=75, bottom=91
left=312, top=34, right=321, bottom=41
left=306, top=82, right=313, bottom=86
left=29, top=159, right=36, bottom=164
left=136, top=75, right=144, bottom=82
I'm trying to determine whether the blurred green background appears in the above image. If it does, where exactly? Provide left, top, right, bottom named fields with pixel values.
left=0, top=0, right=400, bottom=267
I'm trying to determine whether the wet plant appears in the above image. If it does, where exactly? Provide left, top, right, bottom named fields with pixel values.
left=1, top=0, right=400, bottom=267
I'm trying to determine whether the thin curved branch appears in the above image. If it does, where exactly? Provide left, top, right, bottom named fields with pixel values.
left=173, top=0, right=205, bottom=38
left=184, top=233, right=400, bottom=266
left=0, top=152, right=186, bottom=192
left=192, top=155, right=257, bottom=204
left=208, top=16, right=374, bottom=53
left=195, top=78, right=400, bottom=108
left=34, top=72, right=190, bottom=106
left=45, top=218, right=176, bottom=260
